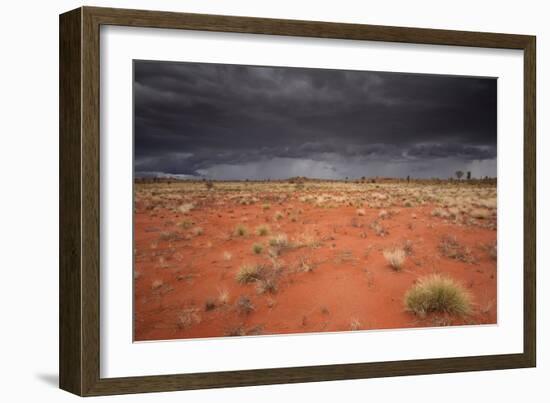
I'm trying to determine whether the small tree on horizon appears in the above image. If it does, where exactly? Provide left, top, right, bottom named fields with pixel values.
left=455, top=170, right=464, bottom=180
left=467, top=171, right=471, bottom=180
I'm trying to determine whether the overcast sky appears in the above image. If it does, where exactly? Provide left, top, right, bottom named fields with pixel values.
left=134, top=60, right=497, bottom=180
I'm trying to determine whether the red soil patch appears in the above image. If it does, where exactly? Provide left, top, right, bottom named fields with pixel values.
left=133, top=195, right=496, bottom=341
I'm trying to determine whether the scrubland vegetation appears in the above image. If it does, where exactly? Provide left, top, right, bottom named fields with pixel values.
left=133, top=178, right=497, bottom=341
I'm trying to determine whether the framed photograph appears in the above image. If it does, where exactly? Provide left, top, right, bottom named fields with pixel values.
left=59, top=6, right=536, bottom=396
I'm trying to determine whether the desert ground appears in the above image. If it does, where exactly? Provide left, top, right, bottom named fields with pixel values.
left=133, top=179, right=497, bottom=341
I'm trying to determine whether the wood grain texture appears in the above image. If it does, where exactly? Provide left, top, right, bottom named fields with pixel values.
left=86, top=6, right=532, bottom=49
left=523, top=38, right=536, bottom=366
left=59, top=6, right=537, bottom=396
left=59, top=7, right=82, bottom=396
left=81, top=6, right=102, bottom=396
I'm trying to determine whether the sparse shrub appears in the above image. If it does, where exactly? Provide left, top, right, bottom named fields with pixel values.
left=405, top=274, right=472, bottom=317
left=178, top=219, right=194, bottom=229
left=252, top=243, right=264, bottom=254
left=295, top=232, right=321, bottom=249
left=439, top=235, right=474, bottom=263
left=274, top=211, right=284, bottom=220
left=247, top=325, right=264, bottom=335
left=178, top=203, right=194, bottom=214
left=378, top=209, right=389, bottom=219
left=256, top=225, right=270, bottom=236
left=470, top=208, right=491, bottom=219
left=481, top=199, right=497, bottom=209
left=204, top=298, right=216, bottom=311
left=297, top=256, right=314, bottom=272
left=266, top=297, right=277, bottom=308
left=370, top=221, right=387, bottom=237
left=177, top=308, right=201, bottom=329
left=383, top=248, right=406, bottom=271
left=262, top=203, right=271, bottom=210
left=234, top=224, right=248, bottom=237
left=448, top=207, right=460, bottom=219
left=236, top=264, right=264, bottom=284
left=159, top=231, right=180, bottom=241
left=151, top=279, right=163, bottom=290
left=356, top=208, right=366, bottom=216
left=225, top=325, right=245, bottom=336
left=350, top=318, right=361, bottom=331
left=236, top=295, right=255, bottom=315
left=431, top=208, right=450, bottom=218
left=269, top=233, right=289, bottom=248
left=256, top=277, right=278, bottom=294
left=205, top=181, right=214, bottom=190
left=217, top=288, right=230, bottom=305
left=403, top=240, right=413, bottom=255
left=226, top=322, right=264, bottom=336
left=192, top=226, right=203, bottom=236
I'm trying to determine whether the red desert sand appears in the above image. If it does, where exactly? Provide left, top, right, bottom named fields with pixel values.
left=133, top=180, right=497, bottom=341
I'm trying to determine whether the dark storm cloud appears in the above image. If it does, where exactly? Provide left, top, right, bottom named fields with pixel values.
left=134, top=60, right=497, bottom=179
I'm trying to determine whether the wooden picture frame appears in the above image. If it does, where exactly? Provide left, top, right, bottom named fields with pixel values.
left=59, top=6, right=536, bottom=396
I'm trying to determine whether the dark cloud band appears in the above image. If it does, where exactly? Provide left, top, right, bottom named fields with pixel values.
left=134, top=60, right=497, bottom=179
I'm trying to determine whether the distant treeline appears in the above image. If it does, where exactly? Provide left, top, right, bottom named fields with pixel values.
left=134, top=175, right=497, bottom=185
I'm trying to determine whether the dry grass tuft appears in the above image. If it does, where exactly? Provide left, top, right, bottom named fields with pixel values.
left=439, top=235, right=475, bottom=263
left=224, top=325, right=245, bottom=337
left=178, top=203, right=194, bottom=214
left=297, top=256, right=315, bottom=272
left=235, top=264, right=265, bottom=284
left=470, top=208, right=492, bottom=219
left=256, top=277, right=278, bottom=294
left=350, top=318, right=362, bottom=331
left=159, top=231, right=181, bottom=242
left=356, top=208, right=366, bottom=216
left=294, top=232, right=321, bottom=249
left=177, top=308, right=201, bottom=329
left=204, top=297, right=217, bottom=311
left=256, top=224, right=270, bottom=236
left=383, top=248, right=406, bottom=271
left=217, top=288, right=230, bottom=305
left=405, top=274, right=472, bottom=317
left=370, top=221, right=387, bottom=237
left=192, top=226, right=203, bottom=236
left=252, top=243, right=264, bottom=254
left=431, top=208, right=450, bottom=219
left=236, top=295, right=255, bottom=315
left=151, top=279, right=164, bottom=290
left=269, top=233, right=289, bottom=249
left=234, top=224, right=248, bottom=237
left=178, top=219, right=194, bottom=229
left=403, top=240, right=414, bottom=256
